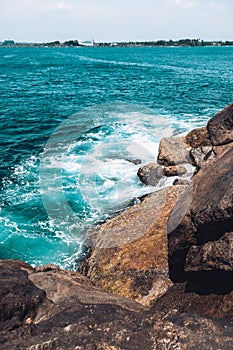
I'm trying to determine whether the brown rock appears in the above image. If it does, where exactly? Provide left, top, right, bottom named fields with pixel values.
left=207, top=104, right=233, bottom=145
left=154, top=282, right=233, bottom=319
left=137, top=163, right=163, bottom=186
left=0, top=260, right=45, bottom=325
left=185, top=232, right=233, bottom=272
left=1, top=260, right=233, bottom=350
left=186, top=126, right=211, bottom=148
left=168, top=144, right=233, bottom=286
left=163, top=165, right=187, bottom=177
left=81, top=186, right=186, bottom=306
left=157, top=136, right=191, bottom=166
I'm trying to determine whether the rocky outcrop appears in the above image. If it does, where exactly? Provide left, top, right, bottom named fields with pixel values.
left=1, top=260, right=233, bottom=350
left=168, top=143, right=233, bottom=289
left=157, top=136, right=191, bottom=166
left=81, top=186, right=187, bottom=306
left=207, top=103, right=233, bottom=145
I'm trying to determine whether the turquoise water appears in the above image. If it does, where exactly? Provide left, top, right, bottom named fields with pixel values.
left=1, top=46, right=233, bottom=269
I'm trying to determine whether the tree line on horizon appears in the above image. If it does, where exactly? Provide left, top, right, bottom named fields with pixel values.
left=1, top=38, right=233, bottom=47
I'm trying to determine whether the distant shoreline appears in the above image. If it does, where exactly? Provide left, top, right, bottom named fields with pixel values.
left=1, top=38, right=233, bottom=48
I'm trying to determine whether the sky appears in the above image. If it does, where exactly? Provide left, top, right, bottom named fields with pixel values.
left=0, top=0, right=232, bottom=42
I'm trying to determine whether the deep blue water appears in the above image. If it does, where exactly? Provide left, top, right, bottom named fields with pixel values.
left=0, top=46, right=233, bottom=269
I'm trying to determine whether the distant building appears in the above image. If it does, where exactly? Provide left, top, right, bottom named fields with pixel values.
left=3, top=40, right=15, bottom=46
left=78, top=39, right=95, bottom=47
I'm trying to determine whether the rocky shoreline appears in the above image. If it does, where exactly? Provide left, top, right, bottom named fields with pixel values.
left=1, top=104, right=233, bottom=349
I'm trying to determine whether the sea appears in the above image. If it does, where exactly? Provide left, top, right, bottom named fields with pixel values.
left=0, top=46, right=233, bottom=270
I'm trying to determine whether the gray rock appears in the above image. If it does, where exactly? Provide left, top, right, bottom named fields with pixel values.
left=137, top=163, right=164, bottom=186
left=189, top=145, right=215, bottom=169
left=207, top=104, right=233, bottom=145
left=157, top=136, right=191, bottom=166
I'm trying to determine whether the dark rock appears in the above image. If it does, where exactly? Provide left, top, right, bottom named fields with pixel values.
left=185, top=231, right=233, bottom=272
left=1, top=260, right=233, bottom=350
left=157, top=136, right=191, bottom=166
left=0, top=260, right=45, bottom=325
left=163, top=165, right=187, bottom=177
left=168, top=144, right=233, bottom=286
left=173, top=178, right=191, bottom=186
left=137, top=163, right=164, bottom=186
left=186, top=126, right=211, bottom=148
left=127, top=158, right=141, bottom=165
left=207, top=104, right=233, bottom=145
left=153, top=282, right=233, bottom=319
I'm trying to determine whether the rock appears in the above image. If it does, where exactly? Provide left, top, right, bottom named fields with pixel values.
left=127, top=158, right=141, bottom=165
left=207, top=104, right=233, bottom=145
left=137, top=163, right=164, bottom=186
left=185, top=126, right=211, bottom=148
left=0, top=260, right=45, bottom=325
left=163, top=165, right=187, bottom=177
left=153, top=282, right=233, bottom=319
left=80, top=186, right=186, bottom=306
left=185, top=232, right=233, bottom=272
left=168, top=144, right=233, bottom=286
left=1, top=260, right=233, bottom=350
left=157, top=136, right=191, bottom=166
left=189, top=145, right=215, bottom=169
left=173, top=178, right=191, bottom=186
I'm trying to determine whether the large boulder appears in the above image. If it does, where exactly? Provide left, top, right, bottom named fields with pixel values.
left=207, top=104, right=233, bottom=145
left=157, top=136, right=191, bottom=166
left=168, top=144, right=233, bottom=288
left=81, top=186, right=187, bottom=306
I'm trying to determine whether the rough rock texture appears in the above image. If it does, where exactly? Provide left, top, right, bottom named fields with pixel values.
left=163, top=165, right=187, bottom=177
left=1, top=260, right=233, bottom=350
left=207, top=103, right=233, bottom=145
left=185, top=231, right=233, bottom=272
left=137, top=163, right=164, bottom=186
left=189, top=145, right=215, bottom=169
left=185, top=126, right=211, bottom=148
left=81, top=186, right=186, bottom=306
left=137, top=163, right=187, bottom=187
left=157, top=136, right=191, bottom=166
left=168, top=144, right=233, bottom=286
